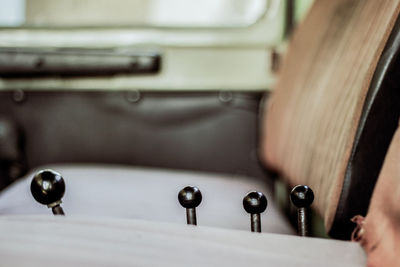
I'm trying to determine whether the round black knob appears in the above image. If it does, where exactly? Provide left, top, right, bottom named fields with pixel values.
left=31, top=169, right=65, bottom=206
left=243, top=191, right=268, bottom=214
left=290, top=185, right=314, bottom=208
left=178, top=186, right=202, bottom=209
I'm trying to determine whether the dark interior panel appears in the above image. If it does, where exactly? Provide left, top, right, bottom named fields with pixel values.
left=0, top=91, right=270, bottom=190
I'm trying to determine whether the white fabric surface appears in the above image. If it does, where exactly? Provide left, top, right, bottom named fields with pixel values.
left=0, top=164, right=294, bottom=234
left=0, top=215, right=366, bottom=267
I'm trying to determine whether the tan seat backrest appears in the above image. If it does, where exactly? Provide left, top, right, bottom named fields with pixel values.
left=261, top=0, right=400, bottom=234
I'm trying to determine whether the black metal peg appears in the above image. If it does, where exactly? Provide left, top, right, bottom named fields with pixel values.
left=290, top=185, right=314, bottom=236
left=243, top=191, right=268, bottom=232
left=178, top=186, right=202, bottom=225
left=31, top=169, right=66, bottom=215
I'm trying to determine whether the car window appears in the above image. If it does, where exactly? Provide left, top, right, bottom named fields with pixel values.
left=0, top=0, right=271, bottom=28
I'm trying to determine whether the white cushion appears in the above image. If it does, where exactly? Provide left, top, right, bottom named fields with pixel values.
left=0, top=164, right=294, bottom=234
left=0, top=215, right=366, bottom=267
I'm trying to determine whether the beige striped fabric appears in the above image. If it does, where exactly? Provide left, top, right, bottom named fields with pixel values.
left=261, top=0, right=400, bottom=231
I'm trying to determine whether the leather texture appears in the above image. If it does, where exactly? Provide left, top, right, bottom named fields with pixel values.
left=261, top=0, right=400, bottom=239
left=0, top=91, right=269, bottom=188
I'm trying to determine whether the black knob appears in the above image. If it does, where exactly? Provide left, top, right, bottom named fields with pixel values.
left=243, top=191, right=268, bottom=214
left=290, top=185, right=314, bottom=208
left=31, top=169, right=65, bottom=206
left=178, top=186, right=202, bottom=209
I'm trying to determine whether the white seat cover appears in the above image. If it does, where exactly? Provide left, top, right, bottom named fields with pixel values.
left=0, top=215, right=366, bottom=267
left=0, top=164, right=294, bottom=234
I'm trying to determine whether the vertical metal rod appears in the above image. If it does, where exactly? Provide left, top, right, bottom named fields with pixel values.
left=250, top=213, right=261, bottom=233
left=297, top=207, right=308, bottom=236
left=52, top=205, right=65, bottom=216
left=186, top=208, right=197, bottom=225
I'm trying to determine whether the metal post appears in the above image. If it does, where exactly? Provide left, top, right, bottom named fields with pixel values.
left=51, top=205, right=65, bottom=216
left=250, top=213, right=261, bottom=233
left=297, top=207, right=308, bottom=236
left=186, top=208, right=197, bottom=225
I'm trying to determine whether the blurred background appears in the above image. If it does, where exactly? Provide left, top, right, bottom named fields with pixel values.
left=1, top=0, right=271, bottom=27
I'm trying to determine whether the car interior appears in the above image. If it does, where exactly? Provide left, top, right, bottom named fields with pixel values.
left=0, top=0, right=399, bottom=266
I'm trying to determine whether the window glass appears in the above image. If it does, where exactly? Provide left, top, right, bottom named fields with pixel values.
left=0, top=0, right=270, bottom=28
